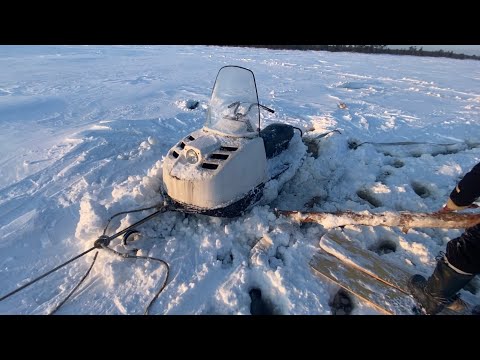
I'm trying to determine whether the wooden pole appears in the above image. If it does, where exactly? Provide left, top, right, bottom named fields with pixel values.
left=275, top=209, right=480, bottom=232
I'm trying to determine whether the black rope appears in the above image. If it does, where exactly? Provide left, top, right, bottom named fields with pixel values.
left=49, top=251, right=99, bottom=315
left=50, top=204, right=171, bottom=314
left=0, top=246, right=96, bottom=302
left=98, top=204, right=171, bottom=314
left=314, top=129, right=341, bottom=139
left=101, top=246, right=170, bottom=315
left=292, top=126, right=303, bottom=137
left=350, top=140, right=462, bottom=150
left=0, top=204, right=170, bottom=306
left=98, top=207, right=168, bottom=247
left=102, top=204, right=160, bottom=236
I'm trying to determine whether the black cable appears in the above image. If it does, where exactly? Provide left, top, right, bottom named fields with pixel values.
left=48, top=205, right=169, bottom=313
left=49, top=251, right=99, bottom=315
left=103, top=204, right=160, bottom=235
left=314, top=129, right=342, bottom=139
left=0, top=246, right=96, bottom=302
left=351, top=140, right=461, bottom=150
left=292, top=126, right=303, bottom=137
left=101, top=246, right=170, bottom=315
left=100, top=207, right=168, bottom=246
left=0, top=203, right=171, bottom=313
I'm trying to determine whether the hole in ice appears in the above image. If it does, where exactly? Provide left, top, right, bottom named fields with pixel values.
left=369, top=239, right=397, bottom=255
left=249, top=288, right=275, bottom=315
left=411, top=181, right=430, bottom=199
left=329, top=289, right=354, bottom=315
left=356, top=189, right=382, bottom=208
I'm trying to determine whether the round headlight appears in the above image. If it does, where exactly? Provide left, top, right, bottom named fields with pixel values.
left=186, top=149, right=199, bottom=164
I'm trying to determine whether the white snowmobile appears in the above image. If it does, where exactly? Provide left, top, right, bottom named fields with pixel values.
left=0, top=68, right=307, bottom=312
left=162, top=65, right=305, bottom=217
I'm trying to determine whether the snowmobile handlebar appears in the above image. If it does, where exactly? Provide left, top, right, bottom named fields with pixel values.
left=257, top=103, right=275, bottom=113
left=225, top=101, right=274, bottom=134
left=227, top=101, right=275, bottom=115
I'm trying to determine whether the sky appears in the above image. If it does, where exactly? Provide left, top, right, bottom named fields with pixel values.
left=387, top=45, right=480, bottom=56
left=0, top=45, right=479, bottom=315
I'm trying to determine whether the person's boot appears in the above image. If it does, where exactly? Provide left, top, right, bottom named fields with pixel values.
left=408, top=256, right=474, bottom=314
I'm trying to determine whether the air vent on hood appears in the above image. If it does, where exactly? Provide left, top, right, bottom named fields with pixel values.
left=219, top=146, right=238, bottom=152
left=171, top=151, right=179, bottom=158
left=202, top=163, right=218, bottom=170
left=187, top=135, right=195, bottom=141
left=209, top=154, right=229, bottom=160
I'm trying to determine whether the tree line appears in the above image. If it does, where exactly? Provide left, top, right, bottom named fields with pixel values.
left=223, top=45, right=480, bottom=61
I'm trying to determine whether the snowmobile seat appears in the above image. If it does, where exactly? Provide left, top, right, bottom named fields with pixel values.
left=260, top=123, right=294, bottom=159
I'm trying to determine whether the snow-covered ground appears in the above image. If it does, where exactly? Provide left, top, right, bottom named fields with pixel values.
left=0, top=45, right=479, bottom=315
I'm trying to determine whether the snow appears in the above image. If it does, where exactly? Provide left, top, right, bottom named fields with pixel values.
left=0, top=45, right=479, bottom=315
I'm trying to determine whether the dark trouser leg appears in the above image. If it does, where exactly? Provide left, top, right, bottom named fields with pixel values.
left=446, top=224, right=480, bottom=275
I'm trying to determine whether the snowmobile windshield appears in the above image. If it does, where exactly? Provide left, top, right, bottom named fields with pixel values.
left=205, top=66, right=260, bottom=137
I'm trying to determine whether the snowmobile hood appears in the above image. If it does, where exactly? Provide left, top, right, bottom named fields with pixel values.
left=183, top=134, right=221, bottom=164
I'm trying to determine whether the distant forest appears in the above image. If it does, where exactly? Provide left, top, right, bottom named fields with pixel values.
left=227, top=45, right=480, bottom=61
